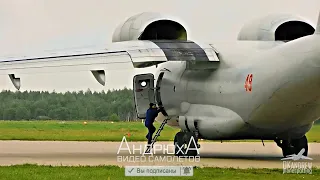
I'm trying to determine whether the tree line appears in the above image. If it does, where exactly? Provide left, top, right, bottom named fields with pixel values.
left=0, top=89, right=319, bottom=124
left=0, top=89, right=137, bottom=121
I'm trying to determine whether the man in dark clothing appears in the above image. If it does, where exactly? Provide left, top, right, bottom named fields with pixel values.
left=145, top=103, right=161, bottom=145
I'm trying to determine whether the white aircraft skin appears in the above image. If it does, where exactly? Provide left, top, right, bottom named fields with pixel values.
left=156, top=34, right=320, bottom=141
left=1, top=11, right=320, bottom=156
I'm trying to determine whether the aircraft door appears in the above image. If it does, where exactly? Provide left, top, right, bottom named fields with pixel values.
left=155, top=72, right=165, bottom=106
left=133, top=73, right=155, bottom=119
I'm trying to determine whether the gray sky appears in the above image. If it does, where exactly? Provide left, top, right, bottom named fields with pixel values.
left=0, top=0, right=319, bottom=92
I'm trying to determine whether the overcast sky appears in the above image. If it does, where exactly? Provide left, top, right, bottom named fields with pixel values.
left=0, top=0, right=319, bottom=92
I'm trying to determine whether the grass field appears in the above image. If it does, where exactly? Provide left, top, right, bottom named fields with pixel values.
left=0, top=120, right=319, bottom=142
left=0, top=164, right=318, bottom=180
left=0, top=120, right=179, bottom=141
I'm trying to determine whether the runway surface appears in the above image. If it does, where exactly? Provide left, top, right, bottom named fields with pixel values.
left=0, top=141, right=319, bottom=168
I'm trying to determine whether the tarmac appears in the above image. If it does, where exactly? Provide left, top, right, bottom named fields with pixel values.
left=0, top=141, right=319, bottom=168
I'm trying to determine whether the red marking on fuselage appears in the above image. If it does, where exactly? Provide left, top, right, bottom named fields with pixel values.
left=244, top=74, right=253, bottom=92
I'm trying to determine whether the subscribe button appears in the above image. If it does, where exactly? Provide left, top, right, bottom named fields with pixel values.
left=125, top=166, right=193, bottom=176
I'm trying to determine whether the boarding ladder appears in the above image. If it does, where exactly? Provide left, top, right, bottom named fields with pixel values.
left=145, top=117, right=170, bottom=153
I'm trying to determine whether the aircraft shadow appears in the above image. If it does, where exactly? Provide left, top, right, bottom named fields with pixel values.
left=199, top=152, right=282, bottom=161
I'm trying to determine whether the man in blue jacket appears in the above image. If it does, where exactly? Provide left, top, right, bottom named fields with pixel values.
left=145, top=103, right=161, bottom=145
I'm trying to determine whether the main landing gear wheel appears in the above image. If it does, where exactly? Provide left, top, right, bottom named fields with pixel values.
left=174, top=131, right=199, bottom=157
left=275, top=135, right=308, bottom=157
left=291, top=135, right=308, bottom=156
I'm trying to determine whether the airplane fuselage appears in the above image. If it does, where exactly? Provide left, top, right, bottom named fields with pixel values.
left=155, top=35, right=320, bottom=141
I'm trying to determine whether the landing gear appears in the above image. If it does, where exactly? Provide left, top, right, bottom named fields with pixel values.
left=174, top=131, right=200, bottom=157
left=275, top=135, right=308, bottom=157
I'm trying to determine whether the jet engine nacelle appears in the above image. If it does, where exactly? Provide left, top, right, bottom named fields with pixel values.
left=238, top=14, right=315, bottom=42
left=112, top=12, right=188, bottom=42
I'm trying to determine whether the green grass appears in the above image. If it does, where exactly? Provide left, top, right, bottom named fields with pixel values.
left=0, top=164, right=318, bottom=180
left=0, top=120, right=179, bottom=141
left=306, top=124, right=320, bottom=143
left=0, top=120, right=319, bottom=142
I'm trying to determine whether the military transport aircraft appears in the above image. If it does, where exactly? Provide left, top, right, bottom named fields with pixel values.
left=1, top=11, right=319, bottom=157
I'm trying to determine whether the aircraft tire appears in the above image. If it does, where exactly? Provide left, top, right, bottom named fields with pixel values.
left=183, top=132, right=198, bottom=157
left=291, top=135, right=308, bottom=156
left=281, top=136, right=308, bottom=157
left=174, top=131, right=199, bottom=157
left=174, top=132, right=185, bottom=156
left=281, top=140, right=295, bottom=157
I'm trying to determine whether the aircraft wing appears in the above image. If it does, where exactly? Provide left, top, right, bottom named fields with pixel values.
left=301, top=156, right=313, bottom=160
left=281, top=157, right=295, bottom=160
left=285, top=155, right=294, bottom=157
left=0, top=48, right=131, bottom=89
left=0, top=40, right=219, bottom=90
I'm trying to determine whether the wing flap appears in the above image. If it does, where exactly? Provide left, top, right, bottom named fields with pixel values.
left=127, top=40, right=220, bottom=68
